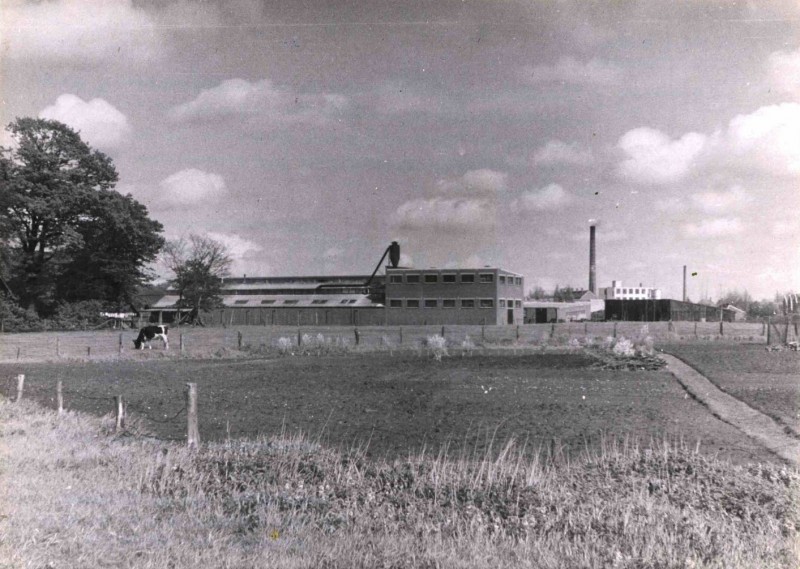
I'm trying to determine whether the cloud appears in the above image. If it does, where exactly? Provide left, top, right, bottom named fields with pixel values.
left=655, top=197, right=687, bottom=213
left=158, top=169, right=226, bottom=207
left=519, top=56, right=623, bottom=86
left=690, top=186, right=753, bottom=214
left=773, top=221, right=798, bottom=237
left=373, top=82, right=442, bottom=114
left=532, top=140, right=593, bottom=166
left=168, top=78, right=349, bottom=124
left=725, top=103, right=800, bottom=176
left=767, top=49, right=800, bottom=99
left=570, top=228, right=628, bottom=242
left=206, top=232, right=262, bottom=260
left=323, top=247, right=344, bottom=260
left=393, top=198, right=493, bottom=231
left=517, top=184, right=573, bottom=211
left=39, top=94, right=130, bottom=149
left=683, top=218, right=744, bottom=238
left=436, top=169, right=508, bottom=194
left=616, top=127, right=708, bottom=184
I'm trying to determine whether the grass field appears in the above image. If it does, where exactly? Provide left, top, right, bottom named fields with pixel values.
left=2, top=398, right=798, bottom=569
left=0, top=350, right=778, bottom=464
left=665, top=344, right=800, bottom=436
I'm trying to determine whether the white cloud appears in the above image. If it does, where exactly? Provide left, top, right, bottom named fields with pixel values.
left=690, top=186, right=753, bottom=214
left=436, top=169, right=508, bottom=193
left=393, top=198, right=492, bottom=230
left=520, top=56, right=623, bottom=86
left=616, top=127, right=708, bottom=185
left=726, top=103, right=800, bottom=176
left=373, top=82, right=441, bottom=114
left=532, top=140, right=593, bottom=166
left=168, top=78, right=349, bottom=124
left=206, top=232, right=262, bottom=260
left=158, top=169, right=226, bottom=206
left=767, top=49, right=800, bottom=98
left=39, top=94, right=130, bottom=149
left=517, top=184, right=573, bottom=211
left=398, top=253, right=414, bottom=267
left=655, top=197, right=687, bottom=213
left=683, top=218, right=744, bottom=238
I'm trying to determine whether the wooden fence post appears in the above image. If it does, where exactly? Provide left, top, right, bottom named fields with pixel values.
left=180, top=333, right=184, bottom=352
left=767, top=317, right=771, bottom=345
left=441, top=325, right=445, bottom=338
left=237, top=330, right=243, bottom=350
left=516, top=325, right=520, bottom=340
left=16, top=347, right=20, bottom=361
left=15, top=374, right=24, bottom=402
left=87, top=346, right=91, bottom=358
left=118, top=332, right=123, bottom=354
left=186, top=383, right=199, bottom=448
left=57, top=379, right=63, bottom=415
left=354, top=328, right=360, bottom=345
left=114, top=395, right=126, bottom=432
left=719, top=320, right=724, bottom=336
left=613, top=322, right=617, bottom=338
left=694, top=321, right=698, bottom=339
left=551, top=322, right=556, bottom=338
left=399, top=327, right=403, bottom=345
left=56, top=337, right=60, bottom=357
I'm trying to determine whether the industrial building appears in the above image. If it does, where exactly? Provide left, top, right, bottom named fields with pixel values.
left=604, top=299, right=736, bottom=322
left=599, top=280, right=662, bottom=300
left=384, top=267, right=524, bottom=325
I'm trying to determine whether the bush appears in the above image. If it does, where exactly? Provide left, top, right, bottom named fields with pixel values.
left=0, top=293, right=43, bottom=332
left=426, top=335, right=448, bottom=361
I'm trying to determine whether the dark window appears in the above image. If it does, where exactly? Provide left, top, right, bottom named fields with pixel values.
left=424, top=274, right=438, bottom=283
left=389, top=275, right=403, bottom=283
left=424, top=299, right=437, bottom=308
left=515, top=300, right=522, bottom=308
left=389, top=299, right=403, bottom=308
left=479, top=273, right=494, bottom=283
left=442, top=299, right=456, bottom=308
left=499, top=276, right=506, bottom=284
left=461, top=273, right=475, bottom=283
left=499, top=299, right=506, bottom=308
left=283, top=300, right=298, bottom=305
left=340, top=299, right=350, bottom=304
left=516, top=277, right=522, bottom=286
left=442, top=274, right=456, bottom=283
left=461, top=299, right=475, bottom=308
left=260, top=300, right=275, bottom=305
left=406, top=274, right=420, bottom=283
left=406, top=299, right=420, bottom=308
left=347, top=299, right=358, bottom=304
left=311, top=300, right=327, bottom=305
left=234, top=300, right=248, bottom=305
left=479, top=299, right=494, bottom=308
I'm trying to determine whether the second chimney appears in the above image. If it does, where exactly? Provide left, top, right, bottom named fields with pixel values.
left=589, top=225, right=597, bottom=294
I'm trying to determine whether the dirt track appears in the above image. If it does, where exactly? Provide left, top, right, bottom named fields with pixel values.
left=661, top=353, right=800, bottom=467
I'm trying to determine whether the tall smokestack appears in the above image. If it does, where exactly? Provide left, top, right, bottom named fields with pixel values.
left=589, top=224, right=597, bottom=294
left=683, top=265, right=687, bottom=302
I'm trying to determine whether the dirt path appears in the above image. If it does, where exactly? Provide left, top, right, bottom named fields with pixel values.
left=661, top=353, right=800, bottom=467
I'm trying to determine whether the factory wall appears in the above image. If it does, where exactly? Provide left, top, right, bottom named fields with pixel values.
left=147, top=307, right=387, bottom=327
left=604, top=299, right=735, bottom=322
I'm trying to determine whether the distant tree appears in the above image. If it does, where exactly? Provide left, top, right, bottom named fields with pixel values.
left=748, top=299, right=777, bottom=320
left=526, top=285, right=547, bottom=300
left=162, top=235, right=232, bottom=324
left=0, top=118, right=163, bottom=313
left=715, top=289, right=752, bottom=311
left=553, top=285, right=577, bottom=302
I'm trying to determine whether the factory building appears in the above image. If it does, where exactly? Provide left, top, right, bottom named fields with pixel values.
left=599, top=280, right=662, bottom=300
left=384, top=267, right=524, bottom=325
left=604, top=299, right=735, bottom=322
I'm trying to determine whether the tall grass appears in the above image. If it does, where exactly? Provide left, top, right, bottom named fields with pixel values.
left=2, top=399, right=798, bottom=568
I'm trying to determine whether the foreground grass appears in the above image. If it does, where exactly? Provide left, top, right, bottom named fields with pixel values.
left=1, top=400, right=798, bottom=569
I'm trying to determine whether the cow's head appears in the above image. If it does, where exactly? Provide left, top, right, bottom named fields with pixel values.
left=133, top=339, right=143, bottom=350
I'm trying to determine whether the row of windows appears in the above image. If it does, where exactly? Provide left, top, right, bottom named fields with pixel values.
left=615, top=288, right=651, bottom=294
left=232, top=299, right=359, bottom=306
left=388, top=273, right=522, bottom=285
left=388, top=299, right=523, bottom=309
left=222, top=288, right=369, bottom=296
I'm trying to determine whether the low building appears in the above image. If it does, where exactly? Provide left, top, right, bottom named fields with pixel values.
left=384, top=267, right=524, bottom=325
left=604, top=299, right=736, bottom=322
left=723, top=304, right=748, bottom=321
left=599, top=280, right=662, bottom=300
left=523, top=301, right=594, bottom=323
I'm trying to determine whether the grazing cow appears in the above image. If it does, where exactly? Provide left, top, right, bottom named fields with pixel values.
left=133, top=325, right=169, bottom=350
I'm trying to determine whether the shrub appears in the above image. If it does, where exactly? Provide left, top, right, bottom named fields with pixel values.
left=612, top=338, right=635, bottom=357
left=426, top=334, right=448, bottom=361
left=276, top=337, right=294, bottom=355
left=461, top=335, right=475, bottom=356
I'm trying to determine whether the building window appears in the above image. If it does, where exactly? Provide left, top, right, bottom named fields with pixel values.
left=461, top=299, right=475, bottom=308
left=499, top=299, right=506, bottom=308
left=406, top=274, right=420, bottom=283
left=460, top=273, right=475, bottom=283
left=499, top=276, right=506, bottom=284
left=424, top=274, right=438, bottom=284
left=442, top=299, right=456, bottom=308
left=515, top=300, right=522, bottom=308
left=339, top=299, right=350, bottom=304
left=234, top=300, right=248, bottom=305
left=311, top=299, right=327, bottom=305
left=260, top=300, right=275, bottom=305
left=389, top=275, right=403, bottom=283
left=424, top=299, right=437, bottom=308
left=347, top=299, right=358, bottom=304
left=442, top=274, right=456, bottom=283
left=479, top=273, right=494, bottom=283
left=516, top=277, right=523, bottom=286
left=406, top=299, right=420, bottom=308
left=389, top=299, right=403, bottom=308
left=283, top=300, right=298, bottom=305
left=479, top=299, right=494, bottom=308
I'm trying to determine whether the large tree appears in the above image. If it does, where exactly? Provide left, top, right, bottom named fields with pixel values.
left=0, top=117, right=164, bottom=312
left=162, top=235, right=232, bottom=323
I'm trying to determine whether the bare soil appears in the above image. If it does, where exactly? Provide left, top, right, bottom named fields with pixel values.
left=0, top=351, right=777, bottom=464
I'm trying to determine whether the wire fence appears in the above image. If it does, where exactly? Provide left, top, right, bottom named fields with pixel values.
left=0, top=321, right=780, bottom=362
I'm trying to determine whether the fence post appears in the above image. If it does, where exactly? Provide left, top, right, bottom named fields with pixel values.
left=551, top=322, right=556, bottom=338
left=57, top=379, right=63, bottom=415
left=613, top=322, right=617, bottom=338
left=354, top=328, right=360, bottom=346
left=767, top=317, right=771, bottom=345
left=16, top=347, right=20, bottom=361
left=186, top=383, right=199, bottom=448
left=118, top=332, right=123, bottom=354
left=399, top=327, right=403, bottom=345
left=238, top=330, right=243, bottom=350
left=87, top=346, right=91, bottom=358
left=441, top=325, right=445, bottom=338
left=114, top=395, right=126, bottom=432
left=784, top=320, right=790, bottom=345
left=56, top=337, right=60, bottom=357
left=516, top=325, right=520, bottom=340
left=584, top=322, right=588, bottom=335
left=15, top=374, right=24, bottom=402
left=719, top=320, right=724, bottom=336
left=180, top=333, right=184, bottom=352
left=694, top=321, right=698, bottom=339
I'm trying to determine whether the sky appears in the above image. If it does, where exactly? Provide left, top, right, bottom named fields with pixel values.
left=2, top=0, right=799, bottom=300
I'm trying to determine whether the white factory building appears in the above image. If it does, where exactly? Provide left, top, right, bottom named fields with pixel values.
left=599, top=280, right=662, bottom=300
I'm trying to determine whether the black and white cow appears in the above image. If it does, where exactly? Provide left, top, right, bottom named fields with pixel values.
left=133, top=325, right=169, bottom=350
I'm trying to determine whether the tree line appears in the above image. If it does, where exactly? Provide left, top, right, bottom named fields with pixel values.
left=0, top=118, right=229, bottom=330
